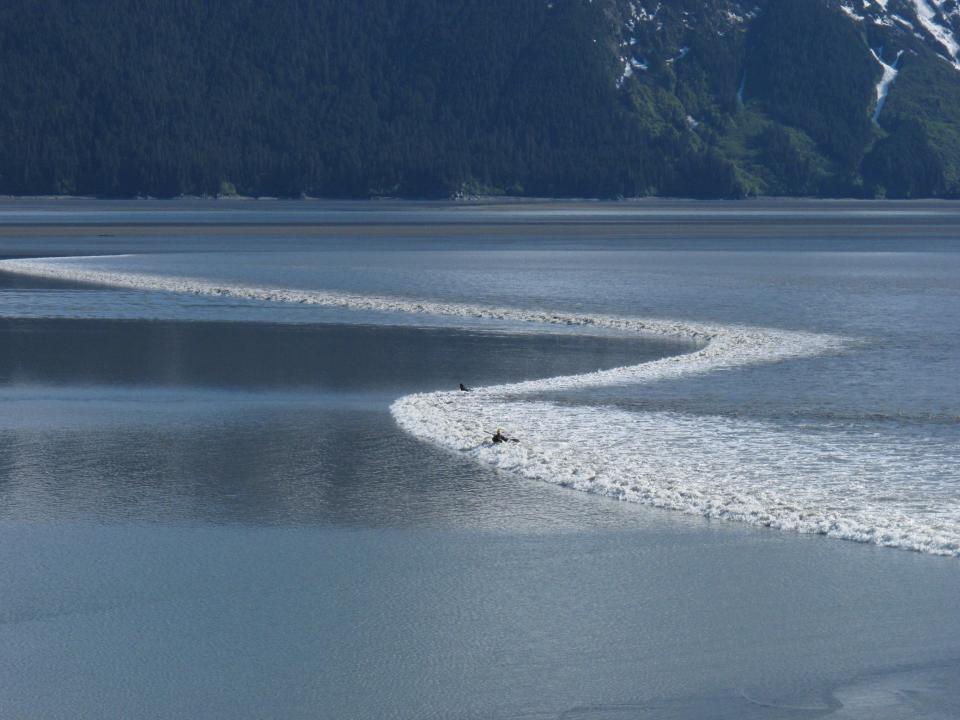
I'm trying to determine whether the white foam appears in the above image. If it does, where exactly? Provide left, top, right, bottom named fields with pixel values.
left=0, top=256, right=812, bottom=351
left=395, top=397, right=960, bottom=555
left=6, top=255, right=958, bottom=556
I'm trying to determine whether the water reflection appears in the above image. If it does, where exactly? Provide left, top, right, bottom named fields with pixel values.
left=0, top=318, right=690, bottom=528
left=0, top=317, right=689, bottom=392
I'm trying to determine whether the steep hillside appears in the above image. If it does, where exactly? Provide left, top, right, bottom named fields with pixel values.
left=0, top=0, right=958, bottom=198
left=612, top=0, right=960, bottom=196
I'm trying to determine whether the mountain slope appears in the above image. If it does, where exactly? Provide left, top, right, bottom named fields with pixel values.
left=0, top=0, right=958, bottom=198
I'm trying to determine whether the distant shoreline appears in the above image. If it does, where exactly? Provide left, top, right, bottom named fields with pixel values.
left=1, top=196, right=959, bottom=239
left=2, top=194, right=960, bottom=204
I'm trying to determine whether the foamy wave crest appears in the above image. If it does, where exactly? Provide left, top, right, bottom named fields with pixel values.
left=396, top=397, right=960, bottom=555
left=7, top=255, right=957, bottom=556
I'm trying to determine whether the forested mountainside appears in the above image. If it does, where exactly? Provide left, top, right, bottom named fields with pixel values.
left=2, top=0, right=959, bottom=199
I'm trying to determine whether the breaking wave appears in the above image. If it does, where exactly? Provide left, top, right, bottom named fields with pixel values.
left=3, top=255, right=958, bottom=556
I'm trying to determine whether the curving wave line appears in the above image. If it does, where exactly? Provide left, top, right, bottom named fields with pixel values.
left=3, top=255, right=958, bottom=556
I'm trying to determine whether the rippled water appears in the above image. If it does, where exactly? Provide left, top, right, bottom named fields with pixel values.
left=0, top=199, right=958, bottom=719
left=5, top=212, right=958, bottom=553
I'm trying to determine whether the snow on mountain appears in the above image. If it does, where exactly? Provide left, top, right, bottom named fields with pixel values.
left=609, top=0, right=960, bottom=80
left=836, top=0, right=960, bottom=69
left=908, top=0, right=960, bottom=67
left=870, top=46, right=904, bottom=121
left=609, top=0, right=757, bottom=85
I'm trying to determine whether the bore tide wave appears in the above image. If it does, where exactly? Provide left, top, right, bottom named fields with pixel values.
left=4, top=256, right=958, bottom=556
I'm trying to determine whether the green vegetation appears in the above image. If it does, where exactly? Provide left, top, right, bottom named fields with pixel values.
left=0, top=0, right=665, bottom=198
left=876, top=55, right=960, bottom=195
left=0, top=0, right=958, bottom=199
left=717, top=108, right=841, bottom=196
left=746, top=1, right=878, bottom=173
left=218, top=180, right=239, bottom=198
left=862, top=121, right=947, bottom=198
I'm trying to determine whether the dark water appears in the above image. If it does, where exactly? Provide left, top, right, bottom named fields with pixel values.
left=0, top=317, right=684, bottom=528
left=0, top=200, right=958, bottom=720
left=0, top=317, right=681, bottom=395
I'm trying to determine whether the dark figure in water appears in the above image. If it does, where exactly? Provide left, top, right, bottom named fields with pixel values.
left=459, top=383, right=471, bottom=392
left=492, top=428, right=519, bottom=444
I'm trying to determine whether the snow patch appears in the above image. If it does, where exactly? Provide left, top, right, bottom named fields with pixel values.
left=666, top=46, right=690, bottom=64
left=626, top=2, right=660, bottom=31
left=911, top=0, right=960, bottom=68
left=841, top=3, right=866, bottom=21
left=870, top=47, right=903, bottom=122
left=891, top=13, right=915, bottom=29
left=617, top=57, right=647, bottom=88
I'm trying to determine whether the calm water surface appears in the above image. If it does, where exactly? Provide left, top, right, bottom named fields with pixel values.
left=0, top=200, right=958, bottom=720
